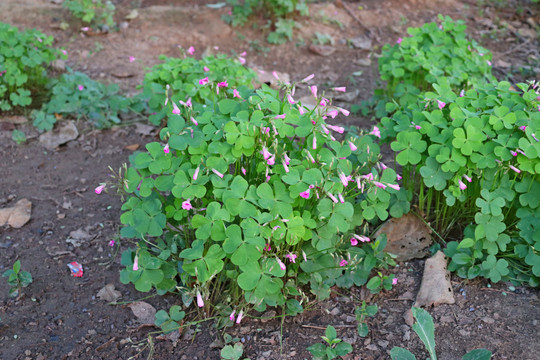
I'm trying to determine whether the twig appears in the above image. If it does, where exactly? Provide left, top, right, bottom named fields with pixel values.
left=494, top=39, right=531, bottom=59
left=479, top=287, right=515, bottom=294
left=385, top=298, right=414, bottom=301
left=301, top=324, right=355, bottom=330
left=96, top=337, right=116, bottom=352
left=338, top=0, right=370, bottom=34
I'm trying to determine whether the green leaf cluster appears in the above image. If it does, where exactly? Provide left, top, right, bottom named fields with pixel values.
left=2, top=260, right=33, bottom=298
left=307, top=325, right=353, bottom=360
left=0, top=22, right=65, bottom=111
left=63, top=0, right=116, bottom=30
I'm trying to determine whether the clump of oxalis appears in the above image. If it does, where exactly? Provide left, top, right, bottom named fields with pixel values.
left=105, top=62, right=407, bottom=333
left=373, top=15, right=540, bottom=286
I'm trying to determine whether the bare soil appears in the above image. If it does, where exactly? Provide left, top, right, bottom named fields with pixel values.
left=1, top=1, right=539, bottom=359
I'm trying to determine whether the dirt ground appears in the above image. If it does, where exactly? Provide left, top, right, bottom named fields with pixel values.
left=1, top=0, right=539, bottom=359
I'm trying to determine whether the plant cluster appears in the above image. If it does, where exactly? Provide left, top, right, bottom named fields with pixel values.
left=2, top=260, right=33, bottom=298
left=114, top=68, right=404, bottom=332
left=142, top=53, right=256, bottom=126
left=307, top=325, right=352, bottom=360
left=63, top=0, right=116, bottom=31
left=375, top=16, right=540, bottom=286
left=0, top=22, right=65, bottom=111
left=32, top=70, right=136, bottom=131
left=223, top=0, right=309, bottom=44
left=391, top=307, right=492, bottom=360
left=369, top=15, right=495, bottom=117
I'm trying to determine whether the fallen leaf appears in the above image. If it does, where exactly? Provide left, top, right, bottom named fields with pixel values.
left=128, top=301, right=157, bottom=325
left=375, top=213, right=432, bottom=261
left=125, top=9, right=139, bottom=20
left=97, top=284, right=122, bottom=303
left=112, top=72, right=135, bottom=79
left=414, top=251, right=455, bottom=307
left=0, top=199, right=32, bottom=228
left=124, top=143, right=140, bottom=151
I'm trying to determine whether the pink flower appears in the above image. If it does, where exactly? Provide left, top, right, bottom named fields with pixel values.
left=327, top=109, right=339, bottom=118
left=272, top=71, right=280, bottom=81
left=320, top=98, right=327, bottom=107
left=193, top=166, right=200, bottom=181
left=81, top=27, right=89, bottom=32
left=302, top=74, right=315, bottom=82
left=229, top=310, right=236, bottom=322
left=370, top=126, right=381, bottom=138
left=532, top=133, right=539, bottom=142
left=179, top=98, right=192, bottom=107
left=241, top=167, right=247, bottom=176
left=163, top=143, right=170, bottom=154
left=312, top=135, right=317, bottom=150
left=190, top=117, right=198, bottom=126
left=196, top=291, right=204, bottom=307
left=94, top=184, right=106, bottom=194
left=339, top=172, right=349, bottom=187
left=310, top=85, right=318, bottom=98
left=354, top=234, right=370, bottom=243
left=415, top=125, right=422, bottom=130
left=326, top=124, right=344, bottom=133
left=327, top=192, right=338, bottom=203
left=182, top=199, right=193, bottom=210
left=373, top=181, right=387, bottom=189
left=212, top=168, right=224, bottom=178
left=285, top=253, right=297, bottom=263
left=218, top=81, right=228, bottom=88
left=392, top=278, right=398, bottom=285
left=283, top=153, right=290, bottom=165
left=199, top=77, right=209, bottom=85
left=379, top=162, right=388, bottom=170
left=236, top=310, right=244, bottom=324
left=362, top=173, right=374, bottom=181
left=264, top=243, right=271, bottom=251
left=339, top=259, right=348, bottom=267
left=238, top=57, right=246, bottom=65
left=233, top=89, right=241, bottom=98
left=299, top=189, right=310, bottom=199
left=172, top=102, right=181, bottom=115
left=397, top=174, right=402, bottom=181
left=460, top=89, right=465, bottom=97
left=509, top=165, right=521, bottom=173
left=387, top=183, right=400, bottom=191
left=282, top=161, right=289, bottom=173
left=108, top=240, right=115, bottom=247
left=333, top=87, right=346, bottom=92
left=486, top=60, right=492, bottom=66
left=437, top=100, right=446, bottom=110
left=240, top=51, right=246, bottom=56
left=129, top=56, right=135, bottom=63
left=187, top=46, right=195, bottom=55
left=78, top=85, right=84, bottom=91
left=287, top=94, right=295, bottom=104
left=338, top=193, right=345, bottom=203
left=277, top=258, right=286, bottom=271
left=275, top=114, right=286, bottom=119
left=298, top=106, right=306, bottom=115
left=350, top=238, right=358, bottom=246
left=459, top=180, right=467, bottom=190
left=261, top=147, right=272, bottom=160
left=267, top=155, right=275, bottom=166
left=463, top=174, right=472, bottom=183
left=396, top=37, right=403, bottom=44
left=203, top=66, right=210, bottom=72
left=133, top=256, right=139, bottom=271
left=306, top=151, right=316, bottom=163
left=511, top=150, right=518, bottom=157
left=61, top=49, right=68, bottom=56
left=338, top=107, right=350, bottom=116
left=519, top=125, right=527, bottom=131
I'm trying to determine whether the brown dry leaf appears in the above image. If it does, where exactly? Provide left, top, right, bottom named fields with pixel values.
left=124, top=143, right=140, bottom=151
left=0, top=199, right=32, bottom=228
left=127, top=301, right=157, bottom=325
left=375, top=213, right=432, bottom=261
left=414, top=251, right=455, bottom=307
left=97, top=284, right=122, bottom=303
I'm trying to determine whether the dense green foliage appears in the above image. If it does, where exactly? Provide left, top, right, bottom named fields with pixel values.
left=0, top=22, right=65, bottom=111
left=63, top=0, right=116, bottom=30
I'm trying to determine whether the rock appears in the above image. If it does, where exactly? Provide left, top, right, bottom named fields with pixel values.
left=0, top=199, right=32, bottom=228
left=297, top=96, right=318, bottom=111
left=414, top=251, right=455, bottom=307
left=350, top=35, right=372, bottom=50
left=134, top=123, right=155, bottom=136
left=0, top=116, right=27, bottom=124
left=366, top=344, right=378, bottom=351
left=375, top=213, right=432, bottom=261
left=309, top=44, right=336, bottom=56
left=518, top=27, right=537, bottom=40
left=330, top=307, right=341, bottom=316
left=119, top=22, right=129, bottom=31
left=334, top=89, right=360, bottom=103
left=97, top=284, right=122, bottom=302
left=52, top=59, right=66, bottom=72
left=403, top=309, right=414, bottom=326
left=377, top=340, right=389, bottom=348
left=39, top=121, right=79, bottom=150
left=127, top=301, right=157, bottom=325
left=69, top=229, right=91, bottom=240
left=481, top=316, right=495, bottom=324
left=356, top=58, right=372, bottom=67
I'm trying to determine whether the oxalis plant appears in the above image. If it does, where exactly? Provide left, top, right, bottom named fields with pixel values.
left=367, top=15, right=494, bottom=117
left=379, top=78, right=540, bottom=286
left=110, top=71, right=402, bottom=333
left=391, top=308, right=492, bottom=360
